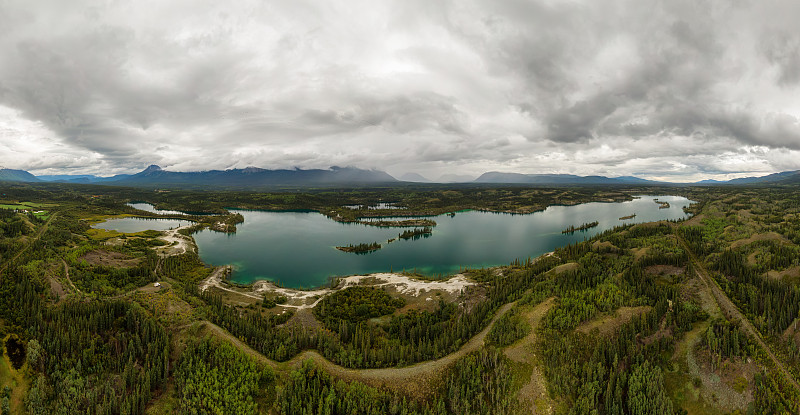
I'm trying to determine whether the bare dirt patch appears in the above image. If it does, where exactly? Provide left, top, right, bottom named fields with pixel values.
left=79, top=249, right=142, bottom=267
left=683, top=213, right=705, bottom=227
left=766, top=265, right=800, bottom=282
left=551, top=262, right=578, bottom=275
left=155, top=226, right=196, bottom=257
left=591, top=240, right=618, bottom=252
left=282, top=308, right=322, bottom=331
left=575, top=306, right=651, bottom=336
left=645, top=265, right=685, bottom=276
left=631, top=247, right=649, bottom=261
left=201, top=271, right=476, bottom=311
left=691, top=345, right=756, bottom=411
left=47, top=276, right=65, bottom=300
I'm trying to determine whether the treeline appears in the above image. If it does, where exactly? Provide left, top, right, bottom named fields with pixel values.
left=562, top=221, right=599, bottom=234
left=398, top=227, right=432, bottom=240
left=336, top=242, right=382, bottom=254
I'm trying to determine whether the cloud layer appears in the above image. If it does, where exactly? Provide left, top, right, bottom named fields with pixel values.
left=1, top=0, right=800, bottom=181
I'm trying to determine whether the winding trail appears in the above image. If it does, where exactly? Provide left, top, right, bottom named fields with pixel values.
left=60, top=259, right=81, bottom=295
left=503, top=298, right=555, bottom=415
left=675, top=229, right=800, bottom=397
left=203, top=300, right=518, bottom=399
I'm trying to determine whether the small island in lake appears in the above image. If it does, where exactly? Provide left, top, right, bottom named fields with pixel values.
left=359, top=219, right=436, bottom=227
left=654, top=199, right=670, bottom=209
left=336, top=241, right=382, bottom=254
left=619, top=214, right=637, bottom=220
left=398, top=226, right=433, bottom=240
left=562, top=221, right=599, bottom=234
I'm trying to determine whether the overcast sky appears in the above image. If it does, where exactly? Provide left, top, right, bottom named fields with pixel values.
left=2, top=0, right=800, bottom=182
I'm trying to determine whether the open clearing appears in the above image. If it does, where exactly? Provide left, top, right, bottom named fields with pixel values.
left=80, top=249, right=142, bottom=267
left=730, top=231, right=789, bottom=249
left=155, top=226, right=196, bottom=256
left=575, top=306, right=651, bottom=336
left=503, top=298, right=556, bottom=415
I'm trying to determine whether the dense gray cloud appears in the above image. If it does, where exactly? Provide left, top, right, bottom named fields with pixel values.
left=1, top=0, right=800, bottom=181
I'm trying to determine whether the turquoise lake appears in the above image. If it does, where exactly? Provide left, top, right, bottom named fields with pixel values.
left=187, top=195, right=694, bottom=288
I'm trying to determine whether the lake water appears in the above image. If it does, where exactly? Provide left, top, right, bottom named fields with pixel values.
left=128, top=202, right=189, bottom=216
left=93, top=217, right=192, bottom=233
left=191, top=195, right=694, bottom=288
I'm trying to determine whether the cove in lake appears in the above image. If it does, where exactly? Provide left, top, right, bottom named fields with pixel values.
left=192, top=195, right=694, bottom=289
left=93, top=217, right=192, bottom=233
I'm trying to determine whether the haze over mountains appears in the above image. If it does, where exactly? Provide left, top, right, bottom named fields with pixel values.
left=1, top=165, right=800, bottom=187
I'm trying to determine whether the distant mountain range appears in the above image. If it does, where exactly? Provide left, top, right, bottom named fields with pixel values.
left=0, top=165, right=397, bottom=187
left=473, top=172, right=662, bottom=185
left=0, top=168, right=40, bottom=182
left=398, top=172, right=432, bottom=183
left=2, top=165, right=800, bottom=187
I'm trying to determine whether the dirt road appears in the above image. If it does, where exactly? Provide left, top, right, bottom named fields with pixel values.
left=675, top=231, right=800, bottom=396
left=203, top=300, right=518, bottom=399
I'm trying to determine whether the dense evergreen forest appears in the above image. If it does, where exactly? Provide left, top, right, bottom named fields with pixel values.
left=1, top=182, right=800, bottom=413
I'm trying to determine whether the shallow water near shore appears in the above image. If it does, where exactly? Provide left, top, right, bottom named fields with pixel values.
left=189, top=195, right=694, bottom=288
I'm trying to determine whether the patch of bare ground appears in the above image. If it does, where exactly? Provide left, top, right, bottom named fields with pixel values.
left=575, top=306, right=651, bottom=336
left=683, top=213, right=705, bottom=227
left=131, top=284, right=196, bottom=327
left=591, top=240, right=618, bottom=252
left=691, top=344, right=756, bottom=411
left=682, top=274, right=722, bottom=318
left=730, top=231, right=789, bottom=249
left=201, top=270, right=476, bottom=311
left=155, top=226, right=195, bottom=257
left=765, top=265, right=800, bottom=282
left=550, top=262, right=578, bottom=275
left=628, top=247, right=648, bottom=261
left=47, top=275, right=65, bottom=300
left=79, top=249, right=142, bottom=267
left=282, top=308, right=322, bottom=331
left=645, top=265, right=685, bottom=276
left=503, top=298, right=555, bottom=415
left=388, top=282, right=463, bottom=314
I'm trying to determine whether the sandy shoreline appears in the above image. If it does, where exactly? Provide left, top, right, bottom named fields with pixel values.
left=199, top=270, right=476, bottom=309
left=155, top=225, right=196, bottom=256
